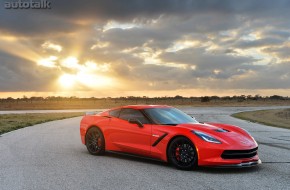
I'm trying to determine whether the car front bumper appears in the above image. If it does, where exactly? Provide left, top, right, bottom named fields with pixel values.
left=207, top=159, right=262, bottom=168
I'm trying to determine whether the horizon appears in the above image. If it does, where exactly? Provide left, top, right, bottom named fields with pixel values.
left=1, top=0, right=290, bottom=98
left=1, top=94, right=288, bottom=100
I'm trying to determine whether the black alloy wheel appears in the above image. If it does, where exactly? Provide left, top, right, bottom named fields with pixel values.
left=167, top=137, right=197, bottom=170
left=85, top=127, right=105, bottom=155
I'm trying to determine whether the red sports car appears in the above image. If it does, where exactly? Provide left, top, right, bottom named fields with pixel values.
left=80, top=105, right=261, bottom=170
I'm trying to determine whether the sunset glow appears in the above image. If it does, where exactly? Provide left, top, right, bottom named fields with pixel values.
left=59, top=74, right=75, bottom=88
left=61, top=57, right=80, bottom=69
left=37, top=56, right=58, bottom=68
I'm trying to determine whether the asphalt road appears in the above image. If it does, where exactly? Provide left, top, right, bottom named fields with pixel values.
left=0, top=107, right=290, bottom=190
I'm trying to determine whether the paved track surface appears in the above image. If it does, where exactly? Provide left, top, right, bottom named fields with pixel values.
left=1, top=107, right=290, bottom=190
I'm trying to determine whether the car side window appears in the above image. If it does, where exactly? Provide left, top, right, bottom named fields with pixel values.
left=109, top=109, right=121, bottom=118
left=119, top=108, right=149, bottom=124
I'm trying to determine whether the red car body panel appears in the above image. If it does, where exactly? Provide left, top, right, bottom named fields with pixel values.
left=80, top=105, right=260, bottom=167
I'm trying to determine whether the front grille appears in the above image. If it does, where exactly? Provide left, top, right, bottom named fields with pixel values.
left=221, top=147, right=258, bottom=159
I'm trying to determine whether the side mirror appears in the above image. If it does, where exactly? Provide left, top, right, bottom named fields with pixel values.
left=128, top=118, right=144, bottom=128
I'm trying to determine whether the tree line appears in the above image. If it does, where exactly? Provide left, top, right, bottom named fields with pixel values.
left=1, top=94, right=289, bottom=103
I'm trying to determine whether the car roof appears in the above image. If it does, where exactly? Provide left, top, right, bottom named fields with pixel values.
left=113, top=105, right=172, bottom=110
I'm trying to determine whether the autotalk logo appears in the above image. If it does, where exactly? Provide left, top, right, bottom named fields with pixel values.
left=4, top=0, right=51, bottom=9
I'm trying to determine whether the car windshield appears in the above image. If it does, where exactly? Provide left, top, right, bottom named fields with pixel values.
left=144, top=108, right=198, bottom=125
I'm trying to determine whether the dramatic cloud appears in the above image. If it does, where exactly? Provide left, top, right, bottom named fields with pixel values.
left=0, top=0, right=290, bottom=97
left=0, top=52, right=60, bottom=91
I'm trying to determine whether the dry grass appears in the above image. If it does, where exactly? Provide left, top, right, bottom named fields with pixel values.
left=1, top=99, right=290, bottom=110
left=232, top=108, right=290, bottom=130
left=0, top=112, right=84, bottom=135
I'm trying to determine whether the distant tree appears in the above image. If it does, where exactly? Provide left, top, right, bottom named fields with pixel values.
left=6, top=97, right=14, bottom=101
left=246, top=95, right=252, bottom=100
left=221, top=96, right=231, bottom=100
left=210, top=96, right=220, bottom=100
left=30, top=97, right=44, bottom=101
left=253, top=94, right=261, bottom=100
left=240, top=95, right=246, bottom=100
left=234, top=95, right=245, bottom=102
left=174, top=95, right=183, bottom=99
left=201, top=96, right=210, bottom=102
left=270, top=95, right=284, bottom=100
left=69, top=96, right=78, bottom=100
left=22, top=95, right=28, bottom=102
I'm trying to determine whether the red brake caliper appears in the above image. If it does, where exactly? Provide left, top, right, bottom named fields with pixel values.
left=97, top=138, right=101, bottom=147
left=175, top=147, right=181, bottom=161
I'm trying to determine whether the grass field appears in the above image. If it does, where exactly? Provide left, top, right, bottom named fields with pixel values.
left=232, top=108, right=290, bottom=130
left=0, top=112, right=84, bottom=135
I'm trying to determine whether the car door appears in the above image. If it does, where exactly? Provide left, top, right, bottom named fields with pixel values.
left=107, top=108, right=152, bottom=156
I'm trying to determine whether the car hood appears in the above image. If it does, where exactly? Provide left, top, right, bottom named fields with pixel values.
left=176, top=122, right=227, bottom=132
left=176, top=123, right=257, bottom=148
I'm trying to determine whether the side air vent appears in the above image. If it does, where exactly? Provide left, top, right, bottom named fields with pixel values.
left=152, top=133, right=168, bottom=147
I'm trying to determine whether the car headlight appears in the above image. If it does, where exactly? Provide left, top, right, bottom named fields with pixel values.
left=192, top=131, right=221, bottom=144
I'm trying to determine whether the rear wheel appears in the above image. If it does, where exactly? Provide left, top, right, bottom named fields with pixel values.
left=85, top=127, right=105, bottom=155
left=167, top=137, right=197, bottom=170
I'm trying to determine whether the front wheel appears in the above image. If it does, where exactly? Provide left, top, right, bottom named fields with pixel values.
left=85, top=127, right=105, bottom=155
left=167, top=137, right=197, bottom=170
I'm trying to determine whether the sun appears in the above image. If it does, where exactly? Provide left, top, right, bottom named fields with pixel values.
left=59, top=74, right=75, bottom=88
left=51, top=56, right=115, bottom=89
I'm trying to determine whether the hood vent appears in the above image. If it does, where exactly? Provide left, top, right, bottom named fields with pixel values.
left=215, top=128, right=229, bottom=133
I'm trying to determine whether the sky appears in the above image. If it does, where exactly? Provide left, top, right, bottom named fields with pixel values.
left=1, top=0, right=290, bottom=98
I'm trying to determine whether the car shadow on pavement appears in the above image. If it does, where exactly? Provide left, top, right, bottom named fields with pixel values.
left=99, top=151, right=263, bottom=173
left=104, top=151, right=171, bottom=168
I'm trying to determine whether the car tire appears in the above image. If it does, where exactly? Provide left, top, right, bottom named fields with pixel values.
left=85, top=127, right=105, bottom=155
left=167, top=136, right=197, bottom=170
